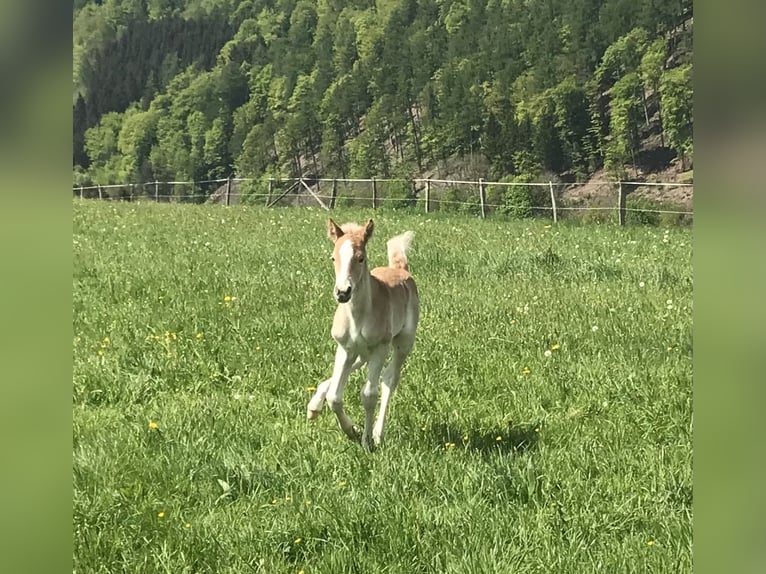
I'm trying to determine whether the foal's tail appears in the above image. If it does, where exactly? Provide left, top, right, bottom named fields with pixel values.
left=387, top=231, right=415, bottom=272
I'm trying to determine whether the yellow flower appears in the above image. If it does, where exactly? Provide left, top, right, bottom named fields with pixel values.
left=495, top=436, right=502, bottom=441
left=551, top=343, right=560, bottom=350
left=444, top=442, right=455, bottom=448
left=306, top=386, right=316, bottom=392
left=184, top=522, right=191, bottom=529
left=157, top=511, right=165, bottom=518
left=462, top=434, right=469, bottom=442
left=294, top=537, right=302, bottom=545
left=544, top=225, right=552, bottom=229
left=256, top=345, right=261, bottom=351
left=271, top=499, right=279, bottom=505
left=148, top=421, right=159, bottom=430
left=298, top=570, right=305, bottom=574
left=647, top=540, right=654, bottom=546
left=103, top=336, right=110, bottom=346
left=97, top=349, right=104, bottom=356
left=224, top=295, right=232, bottom=303
left=337, top=481, right=347, bottom=488
left=535, top=427, right=540, bottom=433
left=196, top=332, right=203, bottom=340
left=522, top=367, right=531, bottom=375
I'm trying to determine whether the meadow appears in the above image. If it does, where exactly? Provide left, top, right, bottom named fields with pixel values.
left=72, top=200, right=692, bottom=573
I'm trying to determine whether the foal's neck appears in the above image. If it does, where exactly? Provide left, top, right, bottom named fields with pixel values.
left=346, top=269, right=373, bottom=319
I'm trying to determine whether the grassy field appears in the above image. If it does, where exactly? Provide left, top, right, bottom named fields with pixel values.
left=73, top=200, right=692, bottom=573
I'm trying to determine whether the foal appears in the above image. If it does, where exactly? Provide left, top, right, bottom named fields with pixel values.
left=307, top=219, right=419, bottom=451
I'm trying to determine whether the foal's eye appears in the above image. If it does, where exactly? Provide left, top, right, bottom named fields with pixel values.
left=330, top=255, right=335, bottom=261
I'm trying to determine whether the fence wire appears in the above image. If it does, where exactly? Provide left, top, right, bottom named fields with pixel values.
left=73, top=177, right=693, bottom=223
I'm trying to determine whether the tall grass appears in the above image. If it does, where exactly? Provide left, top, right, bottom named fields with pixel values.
left=73, top=200, right=692, bottom=573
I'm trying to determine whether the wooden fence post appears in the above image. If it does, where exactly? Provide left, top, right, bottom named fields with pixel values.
left=225, top=174, right=232, bottom=206
left=479, top=178, right=486, bottom=219
left=266, top=178, right=273, bottom=206
left=425, top=179, right=431, bottom=213
left=130, top=183, right=135, bottom=202
left=79, top=186, right=84, bottom=199
left=330, top=178, right=337, bottom=209
left=618, top=181, right=626, bottom=226
left=154, top=180, right=159, bottom=202
left=98, top=185, right=103, bottom=200
left=372, top=177, right=377, bottom=209
left=549, top=181, right=558, bottom=223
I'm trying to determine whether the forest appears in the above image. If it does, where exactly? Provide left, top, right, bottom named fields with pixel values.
left=73, top=0, right=693, bottom=193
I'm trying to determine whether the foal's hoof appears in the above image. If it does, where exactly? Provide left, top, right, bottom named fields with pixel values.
left=362, top=435, right=376, bottom=453
left=306, top=408, right=322, bottom=420
left=347, top=425, right=362, bottom=444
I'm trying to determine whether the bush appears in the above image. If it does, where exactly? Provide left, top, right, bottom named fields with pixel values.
left=625, top=197, right=661, bottom=225
left=382, top=180, right=417, bottom=211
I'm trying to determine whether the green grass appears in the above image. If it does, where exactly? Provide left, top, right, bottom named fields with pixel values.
left=73, top=200, right=692, bottom=573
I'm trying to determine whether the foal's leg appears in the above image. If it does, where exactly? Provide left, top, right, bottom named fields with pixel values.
left=307, top=356, right=364, bottom=420
left=359, top=345, right=388, bottom=452
left=373, top=335, right=414, bottom=447
left=325, top=346, right=362, bottom=441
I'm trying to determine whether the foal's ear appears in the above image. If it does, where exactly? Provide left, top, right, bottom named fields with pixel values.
left=327, top=218, right=344, bottom=242
left=363, top=219, right=374, bottom=242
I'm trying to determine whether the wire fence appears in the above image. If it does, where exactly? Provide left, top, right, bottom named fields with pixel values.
left=73, top=176, right=693, bottom=225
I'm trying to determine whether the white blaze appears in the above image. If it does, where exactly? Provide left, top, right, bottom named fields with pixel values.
left=335, top=239, right=354, bottom=292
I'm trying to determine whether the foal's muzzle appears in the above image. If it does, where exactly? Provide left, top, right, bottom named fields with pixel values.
left=335, top=286, right=352, bottom=303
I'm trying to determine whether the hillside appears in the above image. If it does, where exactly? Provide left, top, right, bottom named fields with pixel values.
left=73, top=0, right=693, bottom=203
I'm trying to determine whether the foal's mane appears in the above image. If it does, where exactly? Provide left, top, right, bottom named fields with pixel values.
left=339, top=222, right=364, bottom=235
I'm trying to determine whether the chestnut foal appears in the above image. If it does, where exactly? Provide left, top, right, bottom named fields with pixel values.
left=307, top=219, right=419, bottom=451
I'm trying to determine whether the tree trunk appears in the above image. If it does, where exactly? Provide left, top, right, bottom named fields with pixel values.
left=641, top=87, right=650, bottom=127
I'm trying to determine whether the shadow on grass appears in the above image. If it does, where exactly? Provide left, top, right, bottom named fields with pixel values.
left=421, top=420, right=542, bottom=456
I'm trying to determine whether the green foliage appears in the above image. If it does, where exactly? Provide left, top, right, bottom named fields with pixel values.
left=73, top=201, right=692, bottom=573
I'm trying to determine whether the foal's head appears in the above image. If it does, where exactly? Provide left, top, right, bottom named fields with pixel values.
left=327, top=218, right=374, bottom=303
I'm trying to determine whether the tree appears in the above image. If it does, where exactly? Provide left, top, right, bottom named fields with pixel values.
left=640, top=37, right=667, bottom=145
left=605, top=72, right=642, bottom=176
left=660, top=64, right=692, bottom=170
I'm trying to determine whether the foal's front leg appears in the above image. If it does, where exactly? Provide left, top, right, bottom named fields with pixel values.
left=359, top=346, right=388, bottom=451
left=307, top=356, right=364, bottom=420
left=324, top=345, right=361, bottom=442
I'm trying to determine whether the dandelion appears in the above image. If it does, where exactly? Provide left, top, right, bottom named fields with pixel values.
left=535, top=427, right=540, bottom=433
left=551, top=343, right=560, bottom=350
left=271, top=499, right=279, bottom=505
left=445, top=442, right=456, bottom=448
left=224, top=295, right=232, bottom=303
left=306, top=386, right=317, bottom=392
left=462, top=434, right=469, bottom=442
left=97, top=349, right=104, bottom=356
left=148, top=421, right=159, bottom=430
left=157, top=511, right=165, bottom=519
left=639, top=281, right=645, bottom=288
left=184, top=523, right=191, bottom=529
left=102, top=336, right=110, bottom=346
left=522, top=367, right=531, bottom=375
left=421, top=425, right=427, bottom=431
left=256, top=345, right=261, bottom=351
left=337, top=481, right=347, bottom=488
left=647, top=540, right=654, bottom=546
left=294, top=537, right=302, bottom=545
left=591, top=325, right=599, bottom=332
left=299, top=570, right=305, bottom=574
left=544, top=350, right=552, bottom=358
left=195, top=332, right=203, bottom=340
left=544, top=224, right=551, bottom=229
left=495, top=436, right=502, bottom=441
